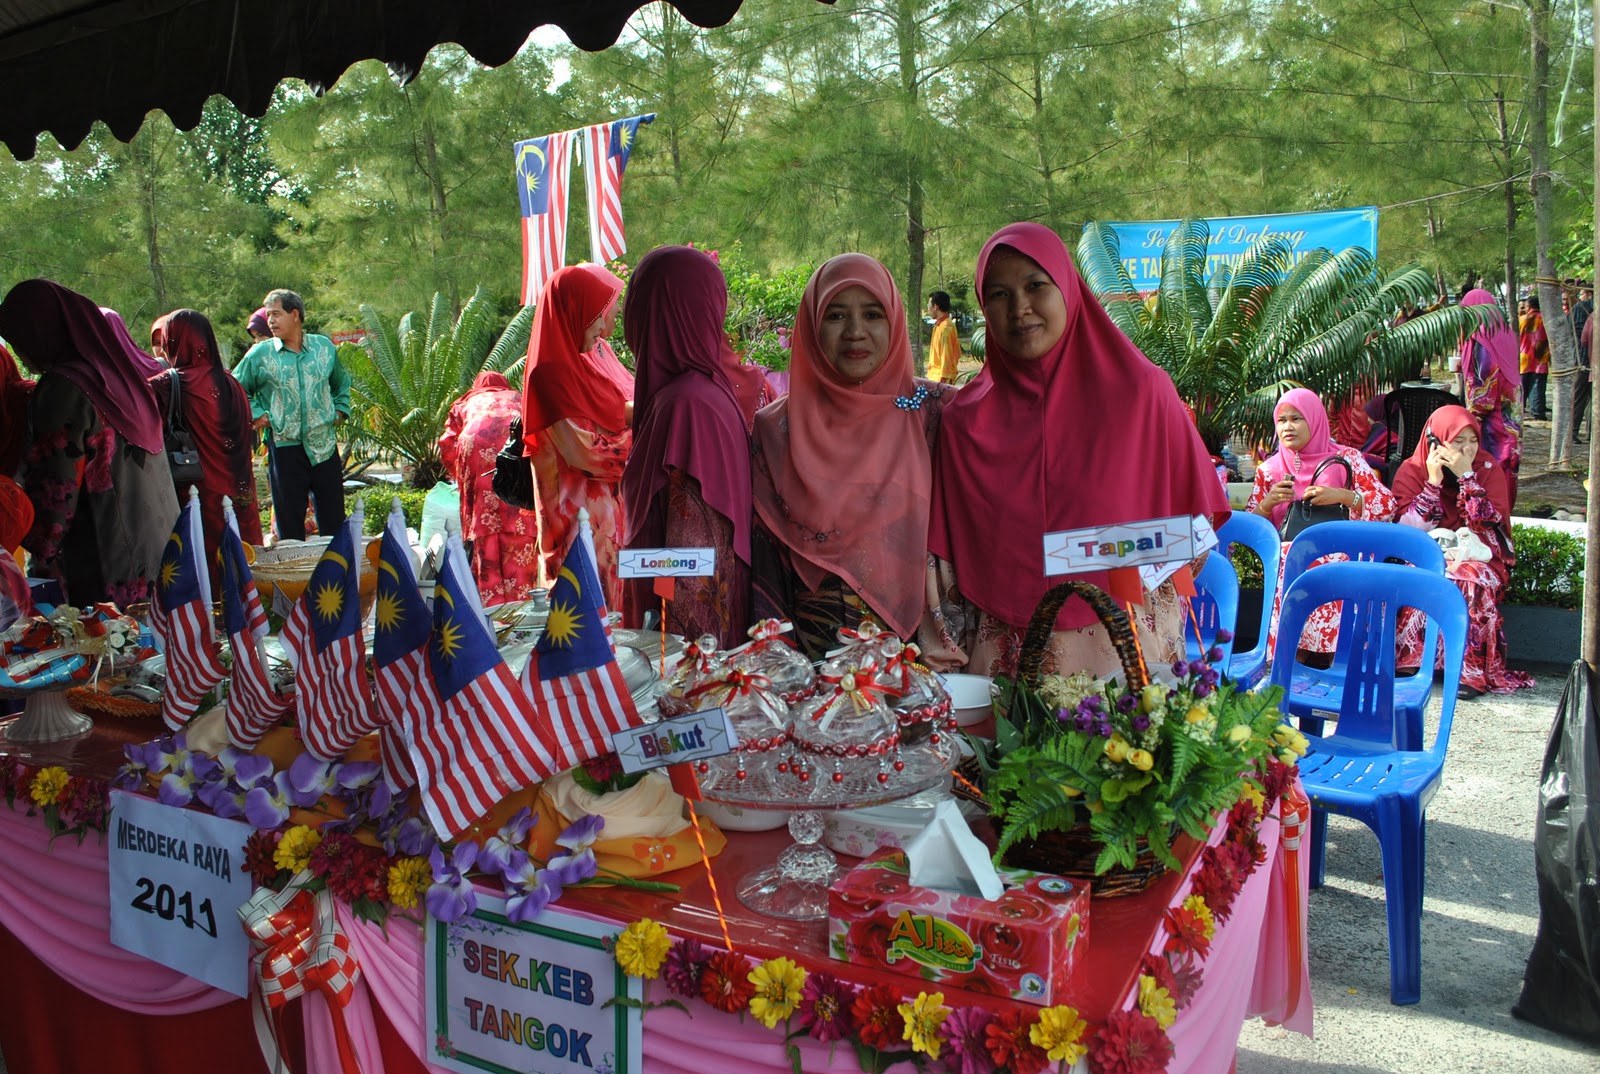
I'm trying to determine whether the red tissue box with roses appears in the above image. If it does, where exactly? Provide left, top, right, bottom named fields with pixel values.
left=826, top=848, right=1088, bottom=1005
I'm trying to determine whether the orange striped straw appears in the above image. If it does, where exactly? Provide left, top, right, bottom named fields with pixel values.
left=1124, top=601, right=1149, bottom=674
left=685, top=795, right=735, bottom=952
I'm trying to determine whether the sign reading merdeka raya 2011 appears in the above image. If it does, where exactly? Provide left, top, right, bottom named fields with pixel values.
left=426, top=901, right=642, bottom=1074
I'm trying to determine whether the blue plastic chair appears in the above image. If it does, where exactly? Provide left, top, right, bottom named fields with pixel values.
left=1215, top=511, right=1280, bottom=688
left=1280, top=520, right=1446, bottom=749
left=1185, top=547, right=1239, bottom=670
left=1270, top=561, right=1467, bottom=1005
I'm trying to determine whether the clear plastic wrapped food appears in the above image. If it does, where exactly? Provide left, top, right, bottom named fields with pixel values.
left=728, top=619, right=816, bottom=704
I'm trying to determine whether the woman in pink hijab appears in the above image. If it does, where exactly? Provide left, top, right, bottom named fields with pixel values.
left=751, top=253, right=955, bottom=660
left=1248, top=387, right=1396, bottom=661
left=927, top=223, right=1229, bottom=680
left=1457, top=289, right=1522, bottom=509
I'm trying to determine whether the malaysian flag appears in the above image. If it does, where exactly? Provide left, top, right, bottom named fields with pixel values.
left=410, top=537, right=563, bottom=838
left=582, top=114, right=654, bottom=265
left=280, top=508, right=380, bottom=760
left=151, top=490, right=227, bottom=731
left=521, top=512, right=640, bottom=770
left=515, top=130, right=575, bottom=306
left=219, top=499, right=293, bottom=748
left=371, top=503, right=429, bottom=790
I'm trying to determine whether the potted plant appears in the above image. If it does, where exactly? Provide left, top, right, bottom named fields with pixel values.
left=1503, top=522, right=1585, bottom=662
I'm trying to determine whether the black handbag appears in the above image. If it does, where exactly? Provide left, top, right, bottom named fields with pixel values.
left=162, top=371, right=205, bottom=489
left=1279, top=456, right=1355, bottom=541
left=491, top=417, right=536, bottom=511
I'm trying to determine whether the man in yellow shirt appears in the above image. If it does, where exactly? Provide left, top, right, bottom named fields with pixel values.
left=926, top=291, right=961, bottom=383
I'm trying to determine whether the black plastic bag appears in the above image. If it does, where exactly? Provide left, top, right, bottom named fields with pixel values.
left=1513, top=660, right=1600, bottom=1044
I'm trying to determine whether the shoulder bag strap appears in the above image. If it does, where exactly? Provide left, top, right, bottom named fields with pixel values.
left=1308, top=455, right=1354, bottom=488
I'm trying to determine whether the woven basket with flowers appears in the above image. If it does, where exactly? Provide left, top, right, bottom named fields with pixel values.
left=980, top=580, right=1303, bottom=897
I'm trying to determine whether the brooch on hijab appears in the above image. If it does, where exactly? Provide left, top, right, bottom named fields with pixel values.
left=893, top=385, right=934, bottom=411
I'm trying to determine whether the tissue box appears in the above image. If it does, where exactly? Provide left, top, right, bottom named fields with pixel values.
left=827, top=849, right=1088, bottom=1005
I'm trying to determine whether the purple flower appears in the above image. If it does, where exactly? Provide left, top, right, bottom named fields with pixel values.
left=196, top=779, right=247, bottom=819
left=243, top=772, right=296, bottom=829
left=1194, top=682, right=1213, bottom=699
left=545, top=848, right=598, bottom=887
left=157, top=755, right=217, bottom=808
left=794, top=971, right=858, bottom=1043
left=503, top=859, right=557, bottom=923
left=555, top=814, right=604, bottom=851
left=113, top=739, right=167, bottom=790
left=1188, top=659, right=1209, bottom=678
left=214, top=747, right=273, bottom=787
left=1171, top=660, right=1189, bottom=679
left=662, top=937, right=710, bottom=997
left=1207, top=645, right=1226, bottom=664
left=1054, top=707, right=1073, bottom=723
left=1132, top=712, right=1151, bottom=733
left=1216, top=627, right=1235, bottom=644
left=426, top=843, right=480, bottom=922
left=478, top=807, right=536, bottom=878
left=380, top=814, right=437, bottom=858
left=1201, top=666, right=1221, bottom=688
left=287, top=753, right=339, bottom=807
left=942, top=1006, right=998, bottom=1074
left=1116, top=693, right=1138, bottom=714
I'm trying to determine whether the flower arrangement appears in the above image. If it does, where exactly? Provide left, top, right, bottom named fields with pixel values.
left=0, top=758, right=109, bottom=842
left=987, top=631, right=1306, bottom=877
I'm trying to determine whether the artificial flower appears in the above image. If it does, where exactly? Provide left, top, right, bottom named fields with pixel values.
left=699, top=950, right=755, bottom=1014
left=898, top=991, right=950, bottom=1059
left=503, top=859, right=557, bottom=924
left=851, top=984, right=904, bottom=1050
left=387, top=855, right=431, bottom=910
left=794, top=972, right=855, bottom=1043
left=1127, top=748, right=1154, bottom=772
left=477, top=806, right=535, bottom=878
left=243, top=772, right=297, bottom=831
left=243, top=830, right=284, bottom=887
left=1139, top=953, right=1179, bottom=1003
left=28, top=766, right=65, bottom=805
left=425, top=843, right=480, bottom=922
left=274, top=824, right=323, bottom=872
left=1030, top=1004, right=1089, bottom=1063
left=662, top=936, right=710, bottom=999
left=747, top=956, right=807, bottom=1028
left=1166, top=952, right=1205, bottom=1009
left=984, top=1007, right=1049, bottom=1074
left=287, top=753, right=341, bottom=807
left=1137, top=975, right=1178, bottom=1030
left=1087, top=1009, right=1173, bottom=1074
left=615, top=918, right=672, bottom=980
left=1163, top=905, right=1212, bottom=960
left=941, top=1006, right=997, bottom=1074
left=1182, top=894, right=1216, bottom=938
left=309, top=831, right=388, bottom=903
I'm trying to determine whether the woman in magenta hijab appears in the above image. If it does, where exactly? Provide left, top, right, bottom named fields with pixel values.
left=926, top=223, right=1229, bottom=680
left=1457, top=289, right=1522, bottom=509
left=751, top=253, right=955, bottom=660
left=1248, top=387, right=1395, bottom=661
left=620, top=246, right=754, bottom=647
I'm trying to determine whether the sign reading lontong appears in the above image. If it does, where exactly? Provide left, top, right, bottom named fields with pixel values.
left=618, top=547, right=716, bottom=578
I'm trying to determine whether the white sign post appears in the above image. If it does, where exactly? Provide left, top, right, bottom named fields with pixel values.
left=426, top=901, right=643, bottom=1074
left=107, top=790, right=254, bottom=997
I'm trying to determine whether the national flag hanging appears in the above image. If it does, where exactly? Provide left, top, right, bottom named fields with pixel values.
left=515, top=130, right=575, bottom=306
left=371, top=503, right=430, bottom=790
left=219, top=499, right=293, bottom=748
left=151, top=491, right=228, bottom=731
left=582, top=114, right=654, bottom=265
left=410, top=537, right=564, bottom=838
left=279, top=510, right=380, bottom=760
left=522, top=514, right=640, bottom=770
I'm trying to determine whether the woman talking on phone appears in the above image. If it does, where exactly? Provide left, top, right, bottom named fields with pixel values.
left=1248, top=388, right=1396, bottom=662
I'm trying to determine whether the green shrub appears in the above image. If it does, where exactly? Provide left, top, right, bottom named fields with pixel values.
left=1507, top=524, right=1585, bottom=608
left=359, top=486, right=428, bottom=534
left=1231, top=544, right=1265, bottom=590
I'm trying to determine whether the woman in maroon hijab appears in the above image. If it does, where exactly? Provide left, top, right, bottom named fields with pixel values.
left=150, top=309, right=262, bottom=566
left=0, top=280, right=178, bottom=606
left=619, top=246, right=754, bottom=647
left=926, top=224, right=1230, bottom=680
left=1392, top=405, right=1532, bottom=699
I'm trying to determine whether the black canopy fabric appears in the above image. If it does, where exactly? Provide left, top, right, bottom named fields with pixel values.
left=0, top=0, right=750, bottom=160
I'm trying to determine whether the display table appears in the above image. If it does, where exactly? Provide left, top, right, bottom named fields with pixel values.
left=0, top=720, right=1311, bottom=1074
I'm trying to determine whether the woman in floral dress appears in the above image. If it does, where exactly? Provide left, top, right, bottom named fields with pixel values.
left=439, top=371, right=538, bottom=605
left=1458, top=288, right=1522, bottom=509
left=1248, top=387, right=1396, bottom=661
left=522, top=264, right=634, bottom=611
left=1392, top=405, right=1533, bottom=699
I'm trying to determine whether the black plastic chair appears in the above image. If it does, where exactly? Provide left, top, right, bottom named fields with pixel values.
left=1383, top=387, right=1460, bottom=482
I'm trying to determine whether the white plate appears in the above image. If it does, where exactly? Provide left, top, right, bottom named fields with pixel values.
left=940, top=672, right=994, bottom=727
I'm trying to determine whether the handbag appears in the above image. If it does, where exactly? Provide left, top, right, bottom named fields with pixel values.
left=162, top=371, right=205, bottom=490
left=491, top=417, right=537, bottom=511
left=1279, top=456, right=1355, bottom=541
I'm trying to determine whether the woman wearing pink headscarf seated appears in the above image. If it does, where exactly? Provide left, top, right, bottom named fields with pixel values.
left=1392, top=405, right=1532, bottom=699
left=1249, top=388, right=1396, bottom=661
left=751, top=253, right=956, bottom=661
left=925, top=223, right=1229, bottom=681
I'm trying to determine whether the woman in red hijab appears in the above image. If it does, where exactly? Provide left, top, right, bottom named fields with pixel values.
left=522, top=263, right=634, bottom=610
left=0, top=280, right=178, bottom=606
left=1392, top=405, right=1533, bottom=699
left=149, top=310, right=262, bottom=568
left=620, top=246, right=754, bottom=647
left=751, top=253, right=955, bottom=660
left=927, top=224, right=1230, bottom=680
left=1458, top=289, right=1522, bottom=509
left=440, top=371, right=537, bottom=605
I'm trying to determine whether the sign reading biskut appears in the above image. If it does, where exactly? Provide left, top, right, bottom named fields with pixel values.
left=611, top=706, right=738, bottom=775
left=427, top=902, right=642, bottom=1074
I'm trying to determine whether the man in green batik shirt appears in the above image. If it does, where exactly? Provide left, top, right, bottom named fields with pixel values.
left=234, top=288, right=351, bottom=540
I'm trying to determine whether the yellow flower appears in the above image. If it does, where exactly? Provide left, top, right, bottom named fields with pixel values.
left=1239, top=782, right=1266, bottom=818
left=1127, top=749, right=1154, bottom=772
left=1182, top=894, right=1216, bottom=940
left=899, top=991, right=951, bottom=1059
left=1273, top=725, right=1310, bottom=756
left=1185, top=706, right=1210, bottom=724
left=1140, top=685, right=1167, bottom=713
left=1138, top=974, right=1178, bottom=1030
left=1104, top=733, right=1130, bottom=763
left=29, top=766, right=69, bottom=807
left=273, top=825, right=322, bottom=872
left=747, top=955, right=806, bottom=1028
left=1278, top=748, right=1299, bottom=766
left=386, top=856, right=430, bottom=910
left=1227, top=724, right=1253, bottom=745
left=615, top=918, right=672, bottom=980
left=1029, top=1004, right=1089, bottom=1063
left=1057, top=783, right=1083, bottom=798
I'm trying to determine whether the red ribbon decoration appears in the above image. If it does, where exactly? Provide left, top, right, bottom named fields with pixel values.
left=685, top=667, right=772, bottom=704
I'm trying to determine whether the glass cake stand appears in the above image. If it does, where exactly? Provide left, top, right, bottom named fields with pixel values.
left=698, top=733, right=960, bottom=920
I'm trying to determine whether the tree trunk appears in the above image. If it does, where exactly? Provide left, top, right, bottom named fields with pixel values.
left=1497, top=90, right=1518, bottom=309
left=896, top=0, right=927, bottom=373
left=1528, top=0, right=1580, bottom=464
left=1582, top=0, right=1599, bottom=666
left=139, top=151, right=167, bottom=312
left=419, top=115, right=458, bottom=311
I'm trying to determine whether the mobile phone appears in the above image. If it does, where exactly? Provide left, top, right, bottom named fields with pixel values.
left=1426, top=431, right=1443, bottom=448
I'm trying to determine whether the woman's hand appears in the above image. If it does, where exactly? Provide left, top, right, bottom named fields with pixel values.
left=1256, top=476, right=1296, bottom=515
left=1439, top=440, right=1473, bottom=477
left=1426, top=444, right=1449, bottom=484
left=1305, top=484, right=1358, bottom=508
